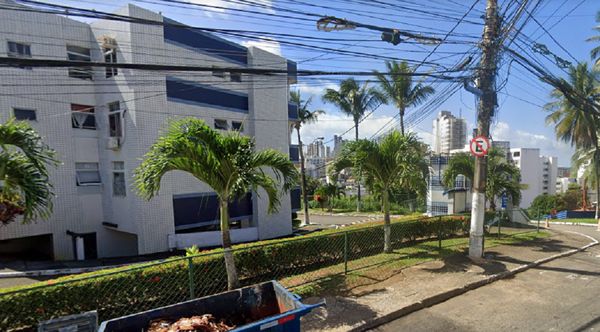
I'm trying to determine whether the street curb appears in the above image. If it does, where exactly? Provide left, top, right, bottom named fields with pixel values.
left=349, top=230, right=599, bottom=332
left=0, top=263, right=130, bottom=278
left=549, top=221, right=597, bottom=227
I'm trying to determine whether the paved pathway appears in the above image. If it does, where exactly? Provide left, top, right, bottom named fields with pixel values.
left=372, top=224, right=600, bottom=332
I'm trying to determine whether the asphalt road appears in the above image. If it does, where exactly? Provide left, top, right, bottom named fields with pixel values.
left=372, top=224, right=600, bottom=332
left=303, top=213, right=376, bottom=226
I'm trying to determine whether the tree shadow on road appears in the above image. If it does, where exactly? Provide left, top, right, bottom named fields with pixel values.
left=301, top=289, right=379, bottom=331
left=421, top=249, right=510, bottom=276
left=504, top=238, right=579, bottom=253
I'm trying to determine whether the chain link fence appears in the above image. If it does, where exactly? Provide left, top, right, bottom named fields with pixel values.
left=0, top=215, right=537, bottom=331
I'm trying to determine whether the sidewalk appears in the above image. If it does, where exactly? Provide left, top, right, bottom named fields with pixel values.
left=300, top=229, right=595, bottom=332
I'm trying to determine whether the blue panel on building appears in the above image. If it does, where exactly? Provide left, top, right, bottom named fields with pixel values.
left=289, top=145, right=300, bottom=162
left=288, top=103, right=299, bottom=120
left=166, top=77, right=249, bottom=113
left=290, top=187, right=301, bottom=212
left=163, top=18, right=247, bottom=65
left=173, top=192, right=252, bottom=230
left=287, top=60, right=297, bottom=84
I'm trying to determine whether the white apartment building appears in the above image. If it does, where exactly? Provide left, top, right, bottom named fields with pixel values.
left=305, top=156, right=327, bottom=180
left=432, top=111, right=467, bottom=154
left=0, top=2, right=300, bottom=260
left=510, top=148, right=557, bottom=207
left=556, top=177, right=577, bottom=193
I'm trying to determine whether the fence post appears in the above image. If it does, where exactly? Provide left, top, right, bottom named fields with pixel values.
left=537, top=208, right=540, bottom=232
left=438, top=216, right=442, bottom=250
left=344, top=231, right=348, bottom=275
left=187, top=257, right=195, bottom=300
left=498, top=211, right=502, bottom=238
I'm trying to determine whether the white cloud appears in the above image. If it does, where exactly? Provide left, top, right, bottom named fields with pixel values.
left=241, top=38, right=281, bottom=56
left=297, top=113, right=436, bottom=147
left=294, top=82, right=337, bottom=98
left=491, top=121, right=574, bottom=165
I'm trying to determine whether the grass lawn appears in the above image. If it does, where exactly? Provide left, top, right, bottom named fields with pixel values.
left=286, top=230, right=550, bottom=298
left=558, top=218, right=598, bottom=224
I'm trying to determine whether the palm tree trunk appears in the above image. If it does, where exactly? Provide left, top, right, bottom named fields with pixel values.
left=220, top=198, right=239, bottom=290
left=355, top=119, right=361, bottom=212
left=595, top=151, right=600, bottom=230
left=383, top=188, right=392, bottom=253
left=582, top=178, right=588, bottom=210
left=399, top=108, right=405, bottom=136
left=297, top=127, right=310, bottom=226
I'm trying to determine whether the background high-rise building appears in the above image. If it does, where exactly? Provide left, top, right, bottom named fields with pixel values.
left=432, top=111, right=467, bottom=154
left=333, top=134, right=347, bottom=156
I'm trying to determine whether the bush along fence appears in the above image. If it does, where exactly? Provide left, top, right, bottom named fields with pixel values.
left=0, top=215, right=470, bottom=331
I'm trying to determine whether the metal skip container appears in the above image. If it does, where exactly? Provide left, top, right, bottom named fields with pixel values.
left=98, top=281, right=325, bottom=332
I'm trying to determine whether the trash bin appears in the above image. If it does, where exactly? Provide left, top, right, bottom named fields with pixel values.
left=98, top=280, right=324, bottom=332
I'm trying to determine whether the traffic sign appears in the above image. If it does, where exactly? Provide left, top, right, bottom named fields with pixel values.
left=501, top=193, right=507, bottom=209
left=469, top=136, right=490, bottom=157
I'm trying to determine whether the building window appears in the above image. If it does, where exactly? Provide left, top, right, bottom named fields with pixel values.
left=513, top=151, right=520, bottom=157
left=108, top=101, right=122, bottom=137
left=104, top=47, right=118, bottom=78
left=76, top=162, right=101, bottom=186
left=214, top=119, right=228, bottom=130
left=13, top=108, right=36, bottom=121
left=7, top=41, right=31, bottom=57
left=428, top=202, right=448, bottom=215
left=231, top=121, right=243, bottom=131
left=71, top=104, right=96, bottom=129
left=7, top=41, right=32, bottom=69
left=230, top=72, right=242, bottom=82
left=212, top=66, right=225, bottom=78
left=112, top=161, right=126, bottom=196
left=67, top=45, right=93, bottom=80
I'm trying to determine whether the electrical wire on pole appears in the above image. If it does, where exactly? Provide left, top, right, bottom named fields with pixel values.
left=469, top=0, right=501, bottom=259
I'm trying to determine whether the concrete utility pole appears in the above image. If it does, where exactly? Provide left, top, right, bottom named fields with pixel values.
left=469, top=0, right=500, bottom=259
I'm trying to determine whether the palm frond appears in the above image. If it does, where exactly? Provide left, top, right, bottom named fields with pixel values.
left=0, top=151, right=54, bottom=222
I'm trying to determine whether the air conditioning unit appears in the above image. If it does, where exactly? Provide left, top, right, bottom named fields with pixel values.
left=107, top=137, right=121, bottom=150
left=100, top=35, right=117, bottom=49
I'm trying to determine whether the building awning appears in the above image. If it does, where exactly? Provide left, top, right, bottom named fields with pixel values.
left=443, top=188, right=468, bottom=195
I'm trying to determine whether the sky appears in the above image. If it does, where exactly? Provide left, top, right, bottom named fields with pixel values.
left=47, top=0, right=600, bottom=166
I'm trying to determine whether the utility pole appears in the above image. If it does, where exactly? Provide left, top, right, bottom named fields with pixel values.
left=469, top=0, right=500, bottom=259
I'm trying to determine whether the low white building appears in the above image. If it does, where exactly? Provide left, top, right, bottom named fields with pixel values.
left=427, top=154, right=471, bottom=216
left=0, top=2, right=300, bottom=260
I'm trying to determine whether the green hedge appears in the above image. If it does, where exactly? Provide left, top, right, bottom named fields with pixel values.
left=0, top=215, right=469, bottom=331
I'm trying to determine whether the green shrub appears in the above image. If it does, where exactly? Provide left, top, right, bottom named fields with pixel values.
left=0, top=215, right=468, bottom=331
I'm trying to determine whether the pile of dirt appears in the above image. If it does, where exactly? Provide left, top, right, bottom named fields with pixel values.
left=147, top=314, right=235, bottom=332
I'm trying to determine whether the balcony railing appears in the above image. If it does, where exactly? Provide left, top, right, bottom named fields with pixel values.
left=289, top=144, right=300, bottom=163
left=288, top=103, right=299, bottom=121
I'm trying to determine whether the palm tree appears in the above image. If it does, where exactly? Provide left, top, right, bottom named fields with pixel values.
left=135, top=118, right=298, bottom=290
left=545, top=63, right=600, bottom=224
left=333, top=131, right=428, bottom=253
left=588, top=11, right=600, bottom=67
left=0, top=118, right=58, bottom=225
left=323, top=78, right=385, bottom=211
left=374, top=60, right=435, bottom=135
left=290, top=90, right=324, bottom=225
left=572, top=146, right=599, bottom=213
left=442, top=149, right=522, bottom=210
